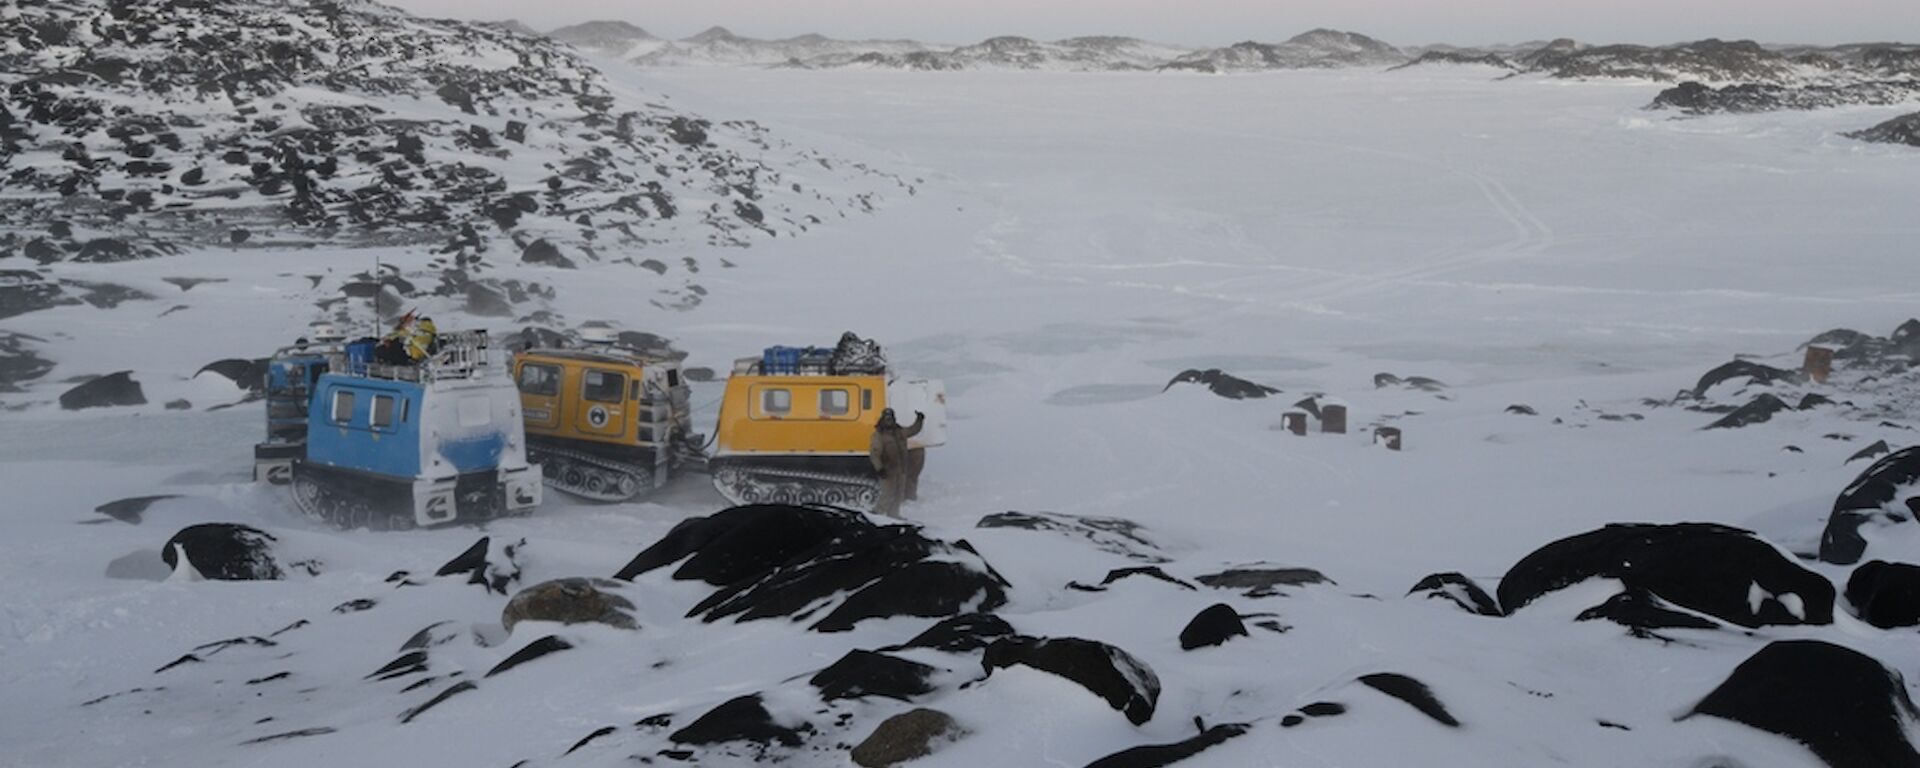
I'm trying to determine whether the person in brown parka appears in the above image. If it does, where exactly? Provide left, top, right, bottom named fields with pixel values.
left=869, top=408, right=925, bottom=517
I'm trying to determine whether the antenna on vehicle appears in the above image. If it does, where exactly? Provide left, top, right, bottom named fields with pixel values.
left=371, top=253, right=383, bottom=338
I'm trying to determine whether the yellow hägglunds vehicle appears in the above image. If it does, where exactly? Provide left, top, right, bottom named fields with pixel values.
left=710, top=333, right=946, bottom=510
left=511, top=330, right=697, bottom=502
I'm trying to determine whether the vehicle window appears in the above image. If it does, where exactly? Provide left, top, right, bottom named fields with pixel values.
left=820, top=389, right=851, bottom=416
left=862, top=389, right=873, bottom=411
left=370, top=395, right=396, bottom=429
left=667, top=369, right=680, bottom=388
left=761, top=388, right=791, bottom=416
left=583, top=370, right=625, bottom=403
left=517, top=363, right=560, bottom=397
left=331, top=390, right=355, bottom=425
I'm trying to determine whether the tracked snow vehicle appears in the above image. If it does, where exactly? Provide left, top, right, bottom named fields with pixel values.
left=709, top=334, right=946, bottom=511
left=510, top=330, right=699, bottom=502
left=254, top=328, right=541, bottom=528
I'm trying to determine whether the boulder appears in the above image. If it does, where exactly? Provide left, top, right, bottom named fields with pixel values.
left=194, top=358, right=268, bottom=392
left=1849, top=440, right=1893, bottom=465
left=0, top=332, right=54, bottom=391
left=1195, top=564, right=1331, bottom=597
left=982, top=636, right=1160, bottom=725
left=888, top=613, right=1017, bottom=653
left=809, top=650, right=939, bottom=701
left=435, top=536, right=522, bottom=594
left=1163, top=369, right=1279, bottom=400
left=978, top=511, right=1164, bottom=562
left=1407, top=572, right=1502, bottom=616
left=1499, top=522, right=1834, bottom=628
left=851, top=708, right=963, bottom=768
left=669, top=694, right=809, bottom=747
left=1178, top=603, right=1248, bottom=650
left=59, top=371, right=146, bottom=410
left=161, top=523, right=283, bottom=580
left=1574, top=589, right=1720, bottom=636
left=1505, top=404, right=1538, bottom=416
left=1070, top=566, right=1196, bottom=593
left=1685, top=641, right=1920, bottom=767
left=500, top=577, right=637, bottom=633
left=486, top=635, right=574, bottom=677
left=520, top=239, right=575, bottom=269
left=618, top=505, right=1009, bottom=633
left=94, top=494, right=182, bottom=525
left=1704, top=394, right=1792, bottom=429
left=1820, top=447, right=1920, bottom=565
left=1845, top=560, right=1920, bottom=628
left=1692, top=360, right=1799, bottom=397
left=1358, top=673, right=1459, bottom=727
left=1084, top=724, right=1248, bottom=768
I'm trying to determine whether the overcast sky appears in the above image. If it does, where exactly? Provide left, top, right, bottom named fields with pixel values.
left=383, top=0, right=1917, bottom=47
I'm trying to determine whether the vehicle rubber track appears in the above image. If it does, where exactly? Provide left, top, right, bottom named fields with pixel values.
left=532, top=444, right=655, bottom=503
left=712, top=463, right=880, bottom=511
left=290, top=472, right=415, bottom=531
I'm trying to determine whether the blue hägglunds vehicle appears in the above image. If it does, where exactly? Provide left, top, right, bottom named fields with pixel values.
left=254, top=327, right=541, bottom=529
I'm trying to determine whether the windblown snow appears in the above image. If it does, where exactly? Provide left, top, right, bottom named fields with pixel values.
left=5, top=11, right=1920, bottom=768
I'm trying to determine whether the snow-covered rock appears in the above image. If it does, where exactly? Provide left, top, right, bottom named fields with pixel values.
left=0, top=0, right=902, bottom=266
left=1498, top=522, right=1835, bottom=628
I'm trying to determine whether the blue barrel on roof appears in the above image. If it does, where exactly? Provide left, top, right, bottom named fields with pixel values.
left=345, top=339, right=376, bottom=376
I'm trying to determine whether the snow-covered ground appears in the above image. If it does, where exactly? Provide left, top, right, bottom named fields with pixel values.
left=4, top=67, right=1920, bottom=767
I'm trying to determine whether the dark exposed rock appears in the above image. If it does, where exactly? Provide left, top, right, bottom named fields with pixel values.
left=194, top=358, right=268, bottom=392
left=982, top=636, right=1160, bottom=725
left=519, top=239, right=575, bottom=268
left=368, top=650, right=428, bottom=681
left=435, top=536, right=523, bottom=594
left=399, top=680, right=479, bottom=724
left=1685, top=641, right=1920, bottom=768
left=1693, top=360, right=1799, bottom=397
left=94, top=494, right=181, bottom=524
left=1178, top=603, right=1248, bottom=650
left=1163, top=369, right=1279, bottom=400
left=162, top=523, right=283, bottom=580
left=0, top=332, right=55, bottom=390
left=1848, top=111, right=1920, bottom=148
left=619, top=505, right=1008, bottom=632
left=1821, top=447, right=1920, bottom=565
left=1083, top=723, right=1249, bottom=768
left=1500, top=522, right=1834, bottom=628
left=1194, top=564, right=1331, bottom=596
left=1851, top=440, right=1894, bottom=464
left=1845, top=560, right=1920, bottom=629
left=239, top=727, right=337, bottom=745
left=851, top=708, right=963, bottom=768
left=332, top=598, right=377, bottom=614
left=1407, top=572, right=1502, bottom=616
left=1798, top=393, right=1835, bottom=410
left=977, top=511, right=1164, bottom=562
left=809, top=650, right=938, bottom=701
left=1652, top=80, right=1920, bottom=114
left=564, top=726, right=619, bottom=756
left=1574, top=589, right=1720, bottom=636
left=1358, top=673, right=1459, bottom=727
left=670, top=694, right=810, bottom=747
left=1070, top=566, right=1196, bottom=592
left=888, top=613, right=1017, bottom=653
left=500, top=577, right=637, bottom=633
left=1704, top=394, right=1792, bottom=429
left=59, top=371, right=146, bottom=410
left=486, top=635, right=575, bottom=677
